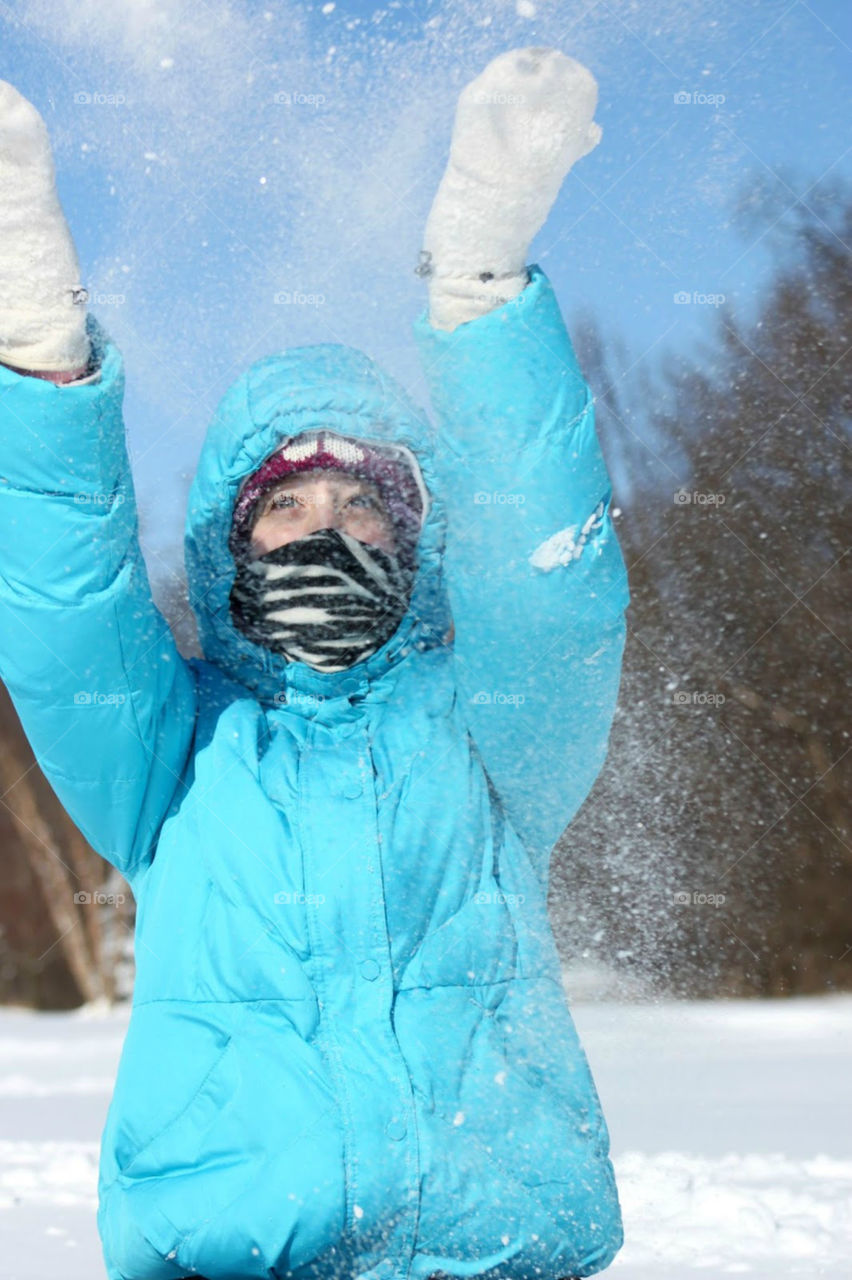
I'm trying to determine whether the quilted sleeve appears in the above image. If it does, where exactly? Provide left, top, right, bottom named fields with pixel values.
left=0, top=317, right=198, bottom=880
left=413, top=265, right=630, bottom=893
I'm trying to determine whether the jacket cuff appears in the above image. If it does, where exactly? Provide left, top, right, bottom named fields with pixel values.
left=0, top=315, right=122, bottom=494
left=18, top=364, right=102, bottom=386
left=412, top=263, right=588, bottom=461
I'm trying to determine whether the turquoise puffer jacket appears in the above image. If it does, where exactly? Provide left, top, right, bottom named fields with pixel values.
left=0, top=265, right=629, bottom=1280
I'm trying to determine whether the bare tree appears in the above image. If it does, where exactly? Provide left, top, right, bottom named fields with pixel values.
left=0, top=683, right=134, bottom=1007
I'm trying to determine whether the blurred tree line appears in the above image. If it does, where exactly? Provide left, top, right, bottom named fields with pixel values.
left=1, top=174, right=849, bottom=1007
left=555, top=173, right=851, bottom=997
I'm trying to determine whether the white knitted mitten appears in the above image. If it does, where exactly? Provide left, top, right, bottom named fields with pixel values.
left=0, top=81, right=90, bottom=373
left=418, top=47, right=602, bottom=332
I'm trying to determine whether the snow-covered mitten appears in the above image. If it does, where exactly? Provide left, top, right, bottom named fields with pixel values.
left=418, top=47, right=602, bottom=332
left=0, top=80, right=91, bottom=373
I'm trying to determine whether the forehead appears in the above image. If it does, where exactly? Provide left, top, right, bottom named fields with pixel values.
left=266, top=468, right=376, bottom=489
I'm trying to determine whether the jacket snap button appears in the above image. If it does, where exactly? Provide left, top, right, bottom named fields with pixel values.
left=343, top=779, right=363, bottom=799
left=359, top=958, right=380, bottom=981
left=385, top=1117, right=407, bottom=1141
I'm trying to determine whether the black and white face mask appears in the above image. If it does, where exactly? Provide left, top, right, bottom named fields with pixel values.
left=229, top=527, right=416, bottom=674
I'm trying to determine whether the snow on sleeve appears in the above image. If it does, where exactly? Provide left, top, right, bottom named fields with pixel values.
left=528, top=498, right=607, bottom=572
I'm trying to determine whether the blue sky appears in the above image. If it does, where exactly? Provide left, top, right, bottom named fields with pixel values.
left=1, top=0, right=849, bottom=565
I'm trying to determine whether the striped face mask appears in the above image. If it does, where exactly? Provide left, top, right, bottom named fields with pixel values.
left=229, top=527, right=416, bottom=674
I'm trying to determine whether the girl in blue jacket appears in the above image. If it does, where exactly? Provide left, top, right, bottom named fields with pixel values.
left=0, top=48, right=629, bottom=1280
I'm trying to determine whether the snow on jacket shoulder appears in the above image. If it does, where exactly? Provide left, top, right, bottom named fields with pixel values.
left=0, top=265, right=628, bottom=1280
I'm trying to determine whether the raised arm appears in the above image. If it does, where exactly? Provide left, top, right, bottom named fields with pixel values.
left=0, top=82, right=197, bottom=886
left=414, top=50, right=629, bottom=894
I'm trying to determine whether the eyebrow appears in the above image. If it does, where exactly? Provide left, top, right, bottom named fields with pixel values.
left=257, top=474, right=385, bottom=511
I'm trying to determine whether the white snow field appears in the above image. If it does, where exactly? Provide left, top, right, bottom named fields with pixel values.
left=0, top=993, right=849, bottom=1279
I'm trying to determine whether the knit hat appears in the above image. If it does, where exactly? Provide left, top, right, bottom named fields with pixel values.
left=229, top=430, right=430, bottom=568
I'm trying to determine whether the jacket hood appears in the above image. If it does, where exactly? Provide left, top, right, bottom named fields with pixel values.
left=184, top=344, right=450, bottom=708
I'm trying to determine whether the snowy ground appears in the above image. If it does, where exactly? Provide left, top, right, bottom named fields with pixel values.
left=0, top=992, right=849, bottom=1279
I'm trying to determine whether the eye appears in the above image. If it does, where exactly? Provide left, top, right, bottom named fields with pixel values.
left=269, top=491, right=301, bottom=511
left=347, top=492, right=381, bottom=511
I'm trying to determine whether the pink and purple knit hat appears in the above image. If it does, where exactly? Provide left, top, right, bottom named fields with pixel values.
left=229, top=430, right=429, bottom=566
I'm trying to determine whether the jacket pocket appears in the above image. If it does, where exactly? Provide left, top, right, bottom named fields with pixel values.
left=397, top=879, right=519, bottom=991
left=102, top=1021, right=244, bottom=1280
left=120, top=1038, right=236, bottom=1180
left=108, top=1003, right=236, bottom=1181
left=496, top=975, right=609, bottom=1161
